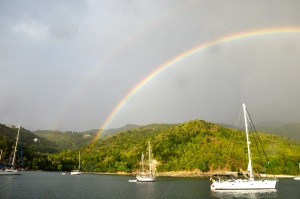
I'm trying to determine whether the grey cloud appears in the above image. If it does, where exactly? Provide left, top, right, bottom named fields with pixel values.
left=1, top=0, right=300, bottom=131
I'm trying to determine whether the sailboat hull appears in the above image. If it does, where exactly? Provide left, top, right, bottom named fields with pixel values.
left=0, top=169, right=21, bottom=175
left=136, top=175, right=155, bottom=182
left=211, top=179, right=277, bottom=190
left=70, top=170, right=82, bottom=175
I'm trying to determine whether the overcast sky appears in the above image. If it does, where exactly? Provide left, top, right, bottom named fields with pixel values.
left=1, top=0, right=300, bottom=131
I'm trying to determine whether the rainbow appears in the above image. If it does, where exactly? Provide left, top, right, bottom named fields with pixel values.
left=91, top=27, right=300, bottom=145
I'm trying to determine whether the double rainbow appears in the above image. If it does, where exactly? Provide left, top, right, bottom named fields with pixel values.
left=92, top=27, right=300, bottom=145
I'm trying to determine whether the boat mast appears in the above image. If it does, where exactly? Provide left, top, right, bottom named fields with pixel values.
left=243, top=104, right=254, bottom=180
left=11, top=125, right=21, bottom=168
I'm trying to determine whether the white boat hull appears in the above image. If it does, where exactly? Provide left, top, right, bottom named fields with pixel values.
left=294, top=177, right=300, bottom=180
left=0, top=170, right=21, bottom=175
left=211, top=179, right=277, bottom=190
left=71, top=170, right=82, bottom=175
left=136, top=175, right=155, bottom=182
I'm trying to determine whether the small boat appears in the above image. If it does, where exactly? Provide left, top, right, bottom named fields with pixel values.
left=128, top=179, right=137, bottom=182
left=70, top=170, right=82, bottom=175
left=71, top=151, right=82, bottom=175
left=210, top=104, right=277, bottom=190
left=0, top=125, right=21, bottom=175
left=136, top=141, right=156, bottom=182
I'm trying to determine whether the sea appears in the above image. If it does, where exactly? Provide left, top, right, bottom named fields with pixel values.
left=0, top=171, right=299, bottom=199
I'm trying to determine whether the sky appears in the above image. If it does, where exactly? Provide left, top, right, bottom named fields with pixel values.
left=1, top=0, right=300, bottom=131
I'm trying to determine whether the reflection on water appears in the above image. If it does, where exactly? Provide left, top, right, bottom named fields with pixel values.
left=210, top=189, right=278, bottom=199
left=131, top=181, right=157, bottom=199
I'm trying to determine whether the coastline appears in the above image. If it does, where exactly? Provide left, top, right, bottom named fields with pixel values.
left=84, top=170, right=296, bottom=178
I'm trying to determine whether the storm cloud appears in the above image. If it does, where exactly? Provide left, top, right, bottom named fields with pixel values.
left=1, top=0, right=300, bottom=131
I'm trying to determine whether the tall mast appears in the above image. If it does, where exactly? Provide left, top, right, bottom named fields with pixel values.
left=243, top=104, right=254, bottom=180
left=11, top=125, right=21, bottom=168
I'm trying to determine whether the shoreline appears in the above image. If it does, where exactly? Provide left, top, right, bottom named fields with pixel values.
left=27, top=169, right=296, bottom=178
left=83, top=171, right=296, bottom=178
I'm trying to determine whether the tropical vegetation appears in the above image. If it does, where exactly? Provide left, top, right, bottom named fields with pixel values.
left=0, top=120, right=299, bottom=175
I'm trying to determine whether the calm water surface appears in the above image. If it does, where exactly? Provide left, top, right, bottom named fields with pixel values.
left=0, top=171, right=299, bottom=199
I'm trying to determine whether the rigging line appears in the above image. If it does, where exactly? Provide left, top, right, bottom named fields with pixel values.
left=227, top=106, right=243, bottom=168
left=246, top=109, right=276, bottom=177
left=251, top=128, right=267, bottom=175
left=244, top=109, right=264, bottom=160
left=233, top=106, right=243, bottom=132
left=246, top=110, right=267, bottom=175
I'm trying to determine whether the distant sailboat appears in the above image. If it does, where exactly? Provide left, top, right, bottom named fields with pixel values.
left=294, top=163, right=300, bottom=180
left=136, top=141, right=156, bottom=182
left=0, top=125, right=21, bottom=175
left=210, top=104, right=277, bottom=190
left=71, top=151, right=82, bottom=175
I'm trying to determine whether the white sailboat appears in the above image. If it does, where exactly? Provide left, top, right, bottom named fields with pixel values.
left=136, top=141, right=156, bottom=182
left=71, top=151, right=82, bottom=175
left=0, top=125, right=21, bottom=175
left=210, top=104, right=277, bottom=190
left=294, top=163, right=300, bottom=180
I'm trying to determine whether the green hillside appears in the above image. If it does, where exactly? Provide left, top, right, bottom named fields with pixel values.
left=32, top=130, right=96, bottom=151
left=79, top=120, right=299, bottom=175
left=0, top=123, right=59, bottom=168
left=31, top=124, right=143, bottom=151
left=1, top=121, right=299, bottom=175
left=256, top=121, right=300, bottom=140
left=100, top=124, right=140, bottom=137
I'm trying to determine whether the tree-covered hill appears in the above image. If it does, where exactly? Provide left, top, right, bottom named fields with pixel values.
left=80, top=124, right=144, bottom=138
left=0, top=123, right=59, bottom=168
left=0, top=123, right=142, bottom=170
left=100, top=124, right=140, bottom=138
left=80, top=120, right=300, bottom=175
left=32, top=130, right=96, bottom=151
left=31, top=124, right=144, bottom=151
left=256, top=121, right=300, bottom=141
left=1, top=120, right=299, bottom=175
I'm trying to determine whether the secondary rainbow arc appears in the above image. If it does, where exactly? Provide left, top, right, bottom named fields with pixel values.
left=92, top=27, right=300, bottom=145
